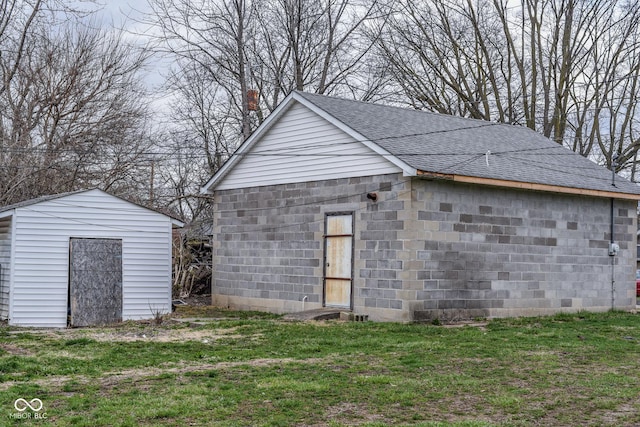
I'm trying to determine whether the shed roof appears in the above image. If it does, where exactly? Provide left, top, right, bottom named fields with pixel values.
left=0, top=189, right=184, bottom=227
left=203, top=91, right=640, bottom=199
left=0, top=189, right=87, bottom=213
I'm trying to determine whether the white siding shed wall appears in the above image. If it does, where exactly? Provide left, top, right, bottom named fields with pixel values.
left=9, top=189, right=173, bottom=327
left=0, top=216, right=11, bottom=320
left=216, top=102, right=402, bottom=190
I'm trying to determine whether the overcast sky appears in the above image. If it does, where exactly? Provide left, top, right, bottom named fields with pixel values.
left=98, top=0, right=142, bottom=27
left=92, top=0, right=173, bottom=114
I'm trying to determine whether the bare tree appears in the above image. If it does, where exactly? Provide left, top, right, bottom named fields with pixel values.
left=147, top=0, right=388, bottom=136
left=375, top=0, right=640, bottom=175
left=248, top=0, right=388, bottom=112
left=0, top=0, right=45, bottom=96
left=147, top=0, right=257, bottom=141
left=167, top=63, right=240, bottom=174
left=0, top=20, right=154, bottom=205
left=0, top=1, right=100, bottom=93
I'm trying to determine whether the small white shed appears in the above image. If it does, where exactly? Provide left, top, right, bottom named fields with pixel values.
left=0, top=189, right=183, bottom=327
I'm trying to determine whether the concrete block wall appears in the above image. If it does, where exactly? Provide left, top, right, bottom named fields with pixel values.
left=411, top=179, right=637, bottom=321
left=212, top=173, right=638, bottom=321
left=354, top=177, right=413, bottom=320
left=212, top=181, right=323, bottom=314
left=212, top=173, right=412, bottom=320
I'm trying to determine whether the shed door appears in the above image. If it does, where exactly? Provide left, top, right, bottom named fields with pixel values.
left=324, top=214, right=353, bottom=309
left=69, top=238, right=123, bottom=327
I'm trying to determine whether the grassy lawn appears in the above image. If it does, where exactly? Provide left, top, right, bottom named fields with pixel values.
left=1, top=309, right=640, bottom=426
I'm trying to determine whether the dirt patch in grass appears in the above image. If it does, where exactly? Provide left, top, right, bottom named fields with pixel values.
left=0, top=343, right=34, bottom=356
left=0, top=357, right=327, bottom=392
left=172, top=304, right=278, bottom=319
left=440, top=321, right=489, bottom=331
left=323, top=402, right=388, bottom=425
left=11, top=322, right=248, bottom=344
left=601, top=402, right=638, bottom=425
left=98, top=358, right=313, bottom=390
left=79, top=326, right=244, bottom=343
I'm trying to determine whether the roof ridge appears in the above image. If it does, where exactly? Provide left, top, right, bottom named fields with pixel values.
left=293, top=90, right=528, bottom=132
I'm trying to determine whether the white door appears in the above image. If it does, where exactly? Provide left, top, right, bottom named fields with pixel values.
left=324, top=214, right=353, bottom=308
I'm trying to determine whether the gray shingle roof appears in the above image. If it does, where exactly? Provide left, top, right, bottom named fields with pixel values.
left=296, top=91, right=640, bottom=196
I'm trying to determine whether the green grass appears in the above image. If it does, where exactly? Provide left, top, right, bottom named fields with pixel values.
left=1, top=310, right=640, bottom=425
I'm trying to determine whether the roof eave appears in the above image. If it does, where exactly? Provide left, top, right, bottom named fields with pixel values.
left=416, top=170, right=640, bottom=200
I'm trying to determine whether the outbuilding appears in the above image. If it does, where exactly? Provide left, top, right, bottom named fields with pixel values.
left=202, top=91, right=640, bottom=322
left=0, top=189, right=183, bottom=327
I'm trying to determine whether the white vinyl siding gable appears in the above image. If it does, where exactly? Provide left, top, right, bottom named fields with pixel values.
left=8, top=189, right=173, bottom=327
left=216, top=102, right=402, bottom=190
left=0, top=216, right=11, bottom=320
